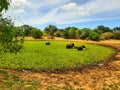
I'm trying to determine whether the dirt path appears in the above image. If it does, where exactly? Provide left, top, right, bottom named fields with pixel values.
left=0, top=40, right=120, bottom=90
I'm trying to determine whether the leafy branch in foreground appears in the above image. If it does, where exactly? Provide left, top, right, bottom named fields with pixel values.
left=0, top=17, right=24, bottom=53
left=0, top=0, right=24, bottom=53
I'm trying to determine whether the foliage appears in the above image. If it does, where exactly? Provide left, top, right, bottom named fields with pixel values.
left=44, top=25, right=58, bottom=39
left=13, top=26, right=24, bottom=36
left=94, top=25, right=112, bottom=34
left=89, top=31, right=100, bottom=41
left=0, top=17, right=24, bottom=53
left=32, top=28, right=43, bottom=39
left=21, top=24, right=33, bottom=36
left=63, top=27, right=79, bottom=39
left=100, top=32, right=113, bottom=40
left=113, top=31, right=120, bottom=39
left=0, top=0, right=24, bottom=53
left=54, top=29, right=63, bottom=37
left=0, top=0, right=10, bottom=13
left=75, top=29, right=82, bottom=39
left=112, top=27, right=120, bottom=32
left=80, top=28, right=91, bottom=39
left=68, top=27, right=77, bottom=39
left=63, top=30, right=70, bottom=39
left=0, top=41, right=114, bottom=72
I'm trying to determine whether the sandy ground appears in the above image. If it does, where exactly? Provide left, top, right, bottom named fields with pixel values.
left=0, top=38, right=120, bottom=90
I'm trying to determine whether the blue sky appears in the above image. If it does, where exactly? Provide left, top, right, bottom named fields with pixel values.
left=4, top=0, right=120, bottom=30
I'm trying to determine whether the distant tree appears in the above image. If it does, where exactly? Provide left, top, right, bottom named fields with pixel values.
left=94, top=25, right=112, bottom=34
left=80, top=28, right=91, bottom=39
left=32, top=28, right=43, bottom=39
left=63, top=30, right=70, bottom=39
left=75, top=29, right=82, bottom=39
left=68, top=27, right=77, bottom=39
left=100, top=32, right=113, bottom=40
left=89, top=31, right=99, bottom=41
left=21, top=25, right=33, bottom=36
left=54, top=29, right=63, bottom=37
left=112, top=27, right=120, bottom=32
left=113, top=31, right=120, bottom=39
left=44, top=25, right=57, bottom=39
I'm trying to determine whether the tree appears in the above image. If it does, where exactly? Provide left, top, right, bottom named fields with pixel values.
left=44, top=25, right=57, bottom=39
left=75, top=29, right=82, bottom=39
left=21, top=25, right=33, bottom=36
left=100, top=32, right=113, bottom=40
left=68, top=27, right=77, bottom=39
left=63, top=30, right=70, bottom=39
left=80, top=28, right=91, bottom=39
left=113, top=27, right=120, bottom=32
left=32, top=28, right=43, bottom=39
left=0, top=0, right=10, bottom=13
left=89, top=31, right=100, bottom=41
left=0, top=0, right=24, bottom=53
left=94, top=25, right=112, bottom=34
left=113, top=31, right=120, bottom=39
left=54, top=29, right=63, bottom=37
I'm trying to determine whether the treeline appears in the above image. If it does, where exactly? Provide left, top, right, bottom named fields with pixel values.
left=44, top=25, right=120, bottom=40
left=15, top=24, right=120, bottom=41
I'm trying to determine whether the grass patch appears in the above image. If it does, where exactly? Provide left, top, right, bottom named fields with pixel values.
left=0, top=41, right=115, bottom=72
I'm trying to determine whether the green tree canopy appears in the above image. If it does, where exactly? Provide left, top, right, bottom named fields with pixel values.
left=80, top=28, right=91, bottom=39
left=89, top=31, right=100, bottom=41
left=94, top=25, right=112, bottom=34
left=0, top=0, right=24, bottom=53
left=113, top=27, right=120, bottom=32
left=44, top=25, right=58, bottom=39
left=0, top=0, right=10, bottom=13
left=32, top=28, right=43, bottom=39
left=21, top=25, right=33, bottom=36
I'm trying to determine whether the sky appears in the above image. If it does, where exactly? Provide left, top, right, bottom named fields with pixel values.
left=4, top=0, right=120, bottom=30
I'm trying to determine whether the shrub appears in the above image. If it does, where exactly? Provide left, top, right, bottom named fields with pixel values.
left=113, top=31, right=120, bottom=39
left=63, top=30, right=70, bottom=39
left=100, top=32, right=113, bottom=40
left=75, top=29, right=82, bottom=39
left=89, top=31, right=100, bottom=41
left=54, top=30, right=63, bottom=37
left=32, top=29, right=43, bottom=39
left=80, top=28, right=91, bottom=39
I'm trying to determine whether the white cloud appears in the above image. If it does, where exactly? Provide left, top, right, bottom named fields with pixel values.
left=5, top=0, right=120, bottom=26
left=7, top=0, right=31, bottom=15
left=61, top=3, right=91, bottom=16
left=13, top=9, right=26, bottom=14
left=10, top=0, right=31, bottom=9
left=61, top=3, right=78, bottom=11
left=83, top=0, right=120, bottom=14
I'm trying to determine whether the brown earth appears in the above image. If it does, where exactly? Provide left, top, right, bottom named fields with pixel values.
left=0, top=39, right=120, bottom=90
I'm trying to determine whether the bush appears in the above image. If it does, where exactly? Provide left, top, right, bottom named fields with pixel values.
left=100, top=32, right=113, bottom=40
left=89, top=32, right=100, bottom=41
left=75, top=29, right=82, bottom=39
left=63, top=30, right=70, bottom=39
left=80, top=28, right=91, bottom=39
left=113, top=31, right=120, bottom=39
left=32, top=29, right=43, bottom=39
left=54, top=30, right=63, bottom=37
